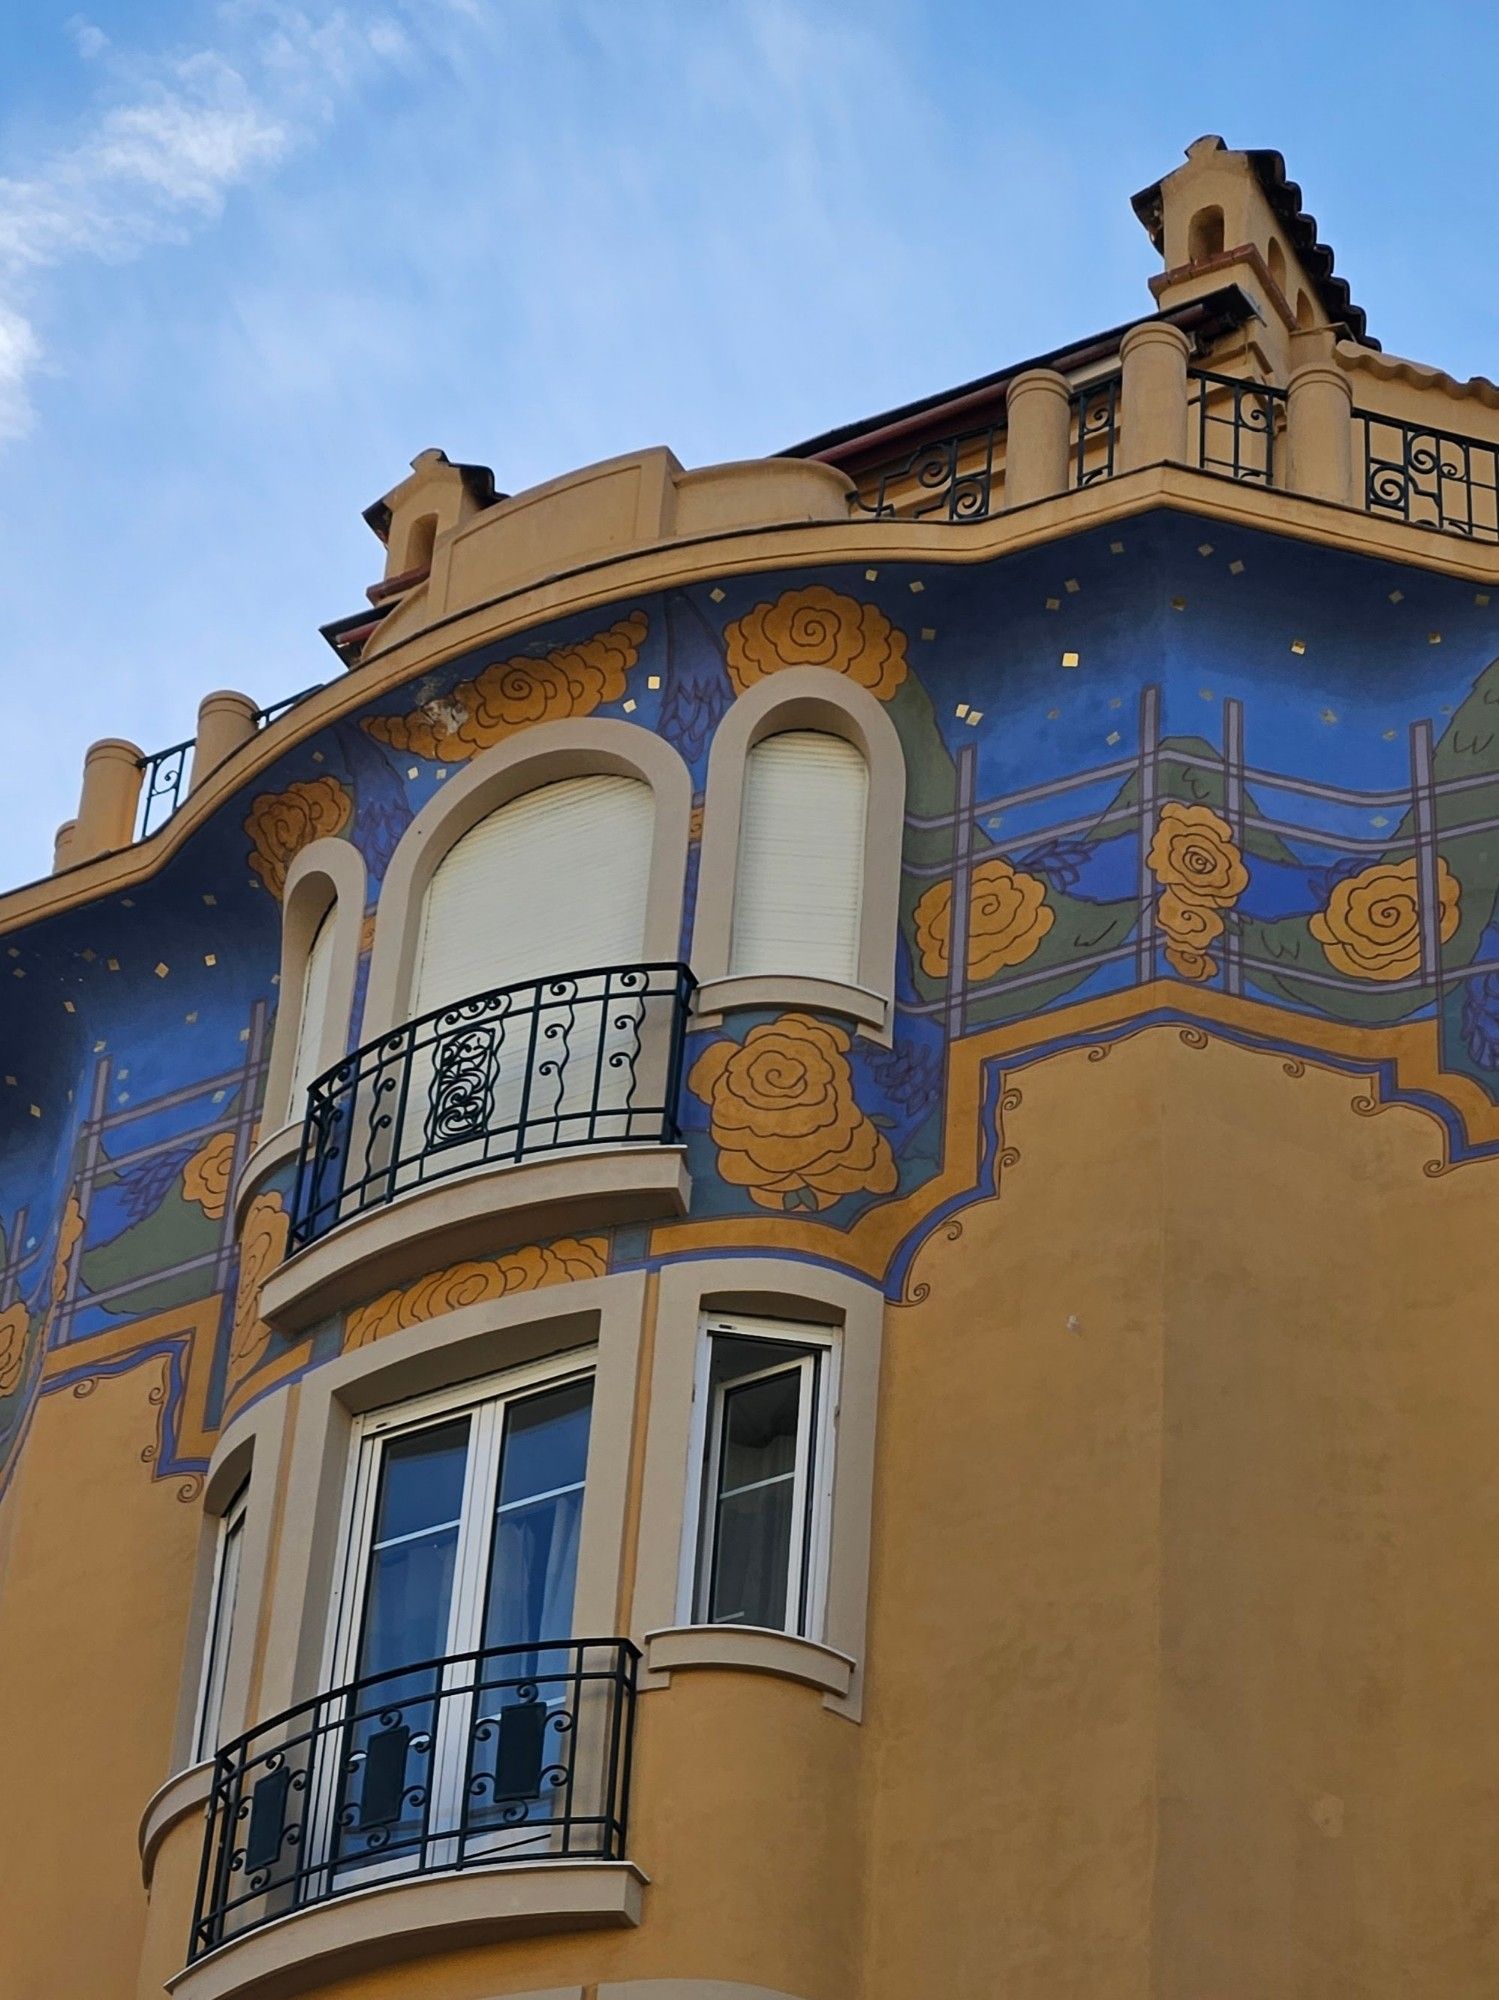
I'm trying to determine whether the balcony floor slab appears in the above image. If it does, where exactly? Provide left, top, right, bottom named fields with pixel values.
left=261, top=1146, right=690, bottom=1333
left=166, top=1861, right=646, bottom=2000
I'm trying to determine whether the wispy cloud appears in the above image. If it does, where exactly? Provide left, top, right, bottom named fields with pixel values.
left=65, top=17, right=111, bottom=62
left=0, top=5, right=408, bottom=440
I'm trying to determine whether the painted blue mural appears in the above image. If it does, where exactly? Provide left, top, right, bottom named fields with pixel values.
left=3, top=507, right=1498, bottom=1496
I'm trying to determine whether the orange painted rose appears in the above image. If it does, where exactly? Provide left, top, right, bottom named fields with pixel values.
left=1157, top=889, right=1223, bottom=981
left=245, top=777, right=352, bottom=897
left=182, top=1130, right=235, bottom=1220
left=229, top=1192, right=289, bottom=1382
left=1147, top=803, right=1247, bottom=985
left=1157, top=889, right=1224, bottom=953
left=1164, top=943, right=1216, bottom=981
left=689, top=1013, right=897, bottom=1211
left=912, top=857, right=1054, bottom=982
left=1147, top=803, right=1248, bottom=908
left=0, top=1301, right=30, bottom=1397
left=346, top=1237, right=608, bottom=1349
left=723, top=585, right=907, bottom=699
left=364, top=612, right=647, bottom=760
left=50, top=1192, right=83, bottom=1314
left=1309, top=855, right=1460, bottom=982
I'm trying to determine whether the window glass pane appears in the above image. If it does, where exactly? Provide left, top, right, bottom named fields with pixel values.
left=710, top=1472, right=795, bottom=1628
left=707, top=1367, right=802, bottom=1628
left=358, top=1418, right=470, bottom=1681
left=701, top=1332, right=826, bottom=1635
left=359, top=1534, right=460, bottom=1680
left=497, top=1379, right=592, bottom=1508
left=372, top=1417, right=469, bottom=1544
left=196, top=1504, right=245, bottom=1759
left=719, top=1370, right=800, bottom=1492
left=483, top=1379, right=593, bottom=1655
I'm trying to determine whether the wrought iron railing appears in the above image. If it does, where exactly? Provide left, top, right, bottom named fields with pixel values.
left=1070, top=373, right=1120, bottom=488
left=853, top=373, right=1122, bottom=524
left=190, top=1637, right=637, bottom=1959
left=135, top=738, right=195, bottom=839
left=290, top=962, right=696, bottom=1249
left=1356, top=408, right=1499, bottom=543
left=1188, top=369, right=1285, bottom=486
left=131, top=682, right=326, bottom=842
left=855, top=420, right=1008, bottom=523
left=254, top=681, right=325, bottom=730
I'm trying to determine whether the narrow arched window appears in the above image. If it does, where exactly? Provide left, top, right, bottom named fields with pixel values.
left=288, top=905, right=336, bottom=1107
left=403, top=511, right=438, bottom=575
left=729, top=730, right=868, bottom=986
left=1188, top=204, right=1224, bottom=264
left=412, top=774, right=655, bottom=1015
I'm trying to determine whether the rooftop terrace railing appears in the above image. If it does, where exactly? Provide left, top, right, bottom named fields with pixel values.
left=132, top=681, right=325, bottom=841
left=1188, top=369, right=1285, bottom=487
left=1355, top=408, right=1499, bottom=543
left=845, top=351, right=1499, bottom=553
left=853, top=372, right=1121, bottom=525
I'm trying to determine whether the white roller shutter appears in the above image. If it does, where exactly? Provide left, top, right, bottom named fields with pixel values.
left=729, top=732, right=867, bottom=984
left=413, top=775, right=654, bottom=1016
left=288, top=907, right=336, bottom=1106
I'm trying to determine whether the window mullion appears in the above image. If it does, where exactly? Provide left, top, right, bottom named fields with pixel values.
left=448, top=1400, right=501, bottom=1660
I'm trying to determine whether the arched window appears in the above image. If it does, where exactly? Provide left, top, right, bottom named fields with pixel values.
left=411, top=774, right=654, bottom=1016
left=371, top=774, right=661, bottom=1187
left=728, top=731, right=868, bottom=986
left=1267, top=236, right=1286, bottom=292
left=287, top=907, right=336, bottom=1109
left=692, top=668, right=905, bottom=1040
left=260, top=838, right=366, bottom=1150
left=1188, top=204, right=1224, bottom=264
left=402, top=511, right=438, bottom=575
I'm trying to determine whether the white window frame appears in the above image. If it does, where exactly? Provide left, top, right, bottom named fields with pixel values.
left=678, top=1313, right=838, bottom=1642
left=193, top=1480, right=249, bottom=1763
left=322, top=1352, right=598, bottom=1695
left=301, top=1353, right=598, bottom=1892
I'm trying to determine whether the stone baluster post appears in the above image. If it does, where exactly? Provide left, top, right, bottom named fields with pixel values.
left=51, top=821, right=78, bottom=874
left=74, top=739, right=144, bottom=862
left=1119, top=322, right=1191, bottom=472
left=190, top=690, right=259, bottom=791
left=1004, top=370, right=1072, bottom=509
left=1286, top=363, right=1355, bottom=505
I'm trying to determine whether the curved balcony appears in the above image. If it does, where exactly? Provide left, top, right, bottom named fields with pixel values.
left=190, top=1637, right=638, bottom=1961
left=288, top=962, right=695, bottom=1254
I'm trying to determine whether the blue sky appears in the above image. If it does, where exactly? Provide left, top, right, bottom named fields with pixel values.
left=3, top=0, right=1498, bottom=887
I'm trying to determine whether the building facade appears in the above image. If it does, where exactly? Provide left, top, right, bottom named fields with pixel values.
left=3, top=136, right=1499, bottom=1998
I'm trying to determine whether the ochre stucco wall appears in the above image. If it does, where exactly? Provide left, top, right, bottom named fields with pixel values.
left=0, top=1366, right=199, bottom=2000
left=862, top=1027, right=1499, bottom=2000
left=6, top=1026, right=1499, bottom=1998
